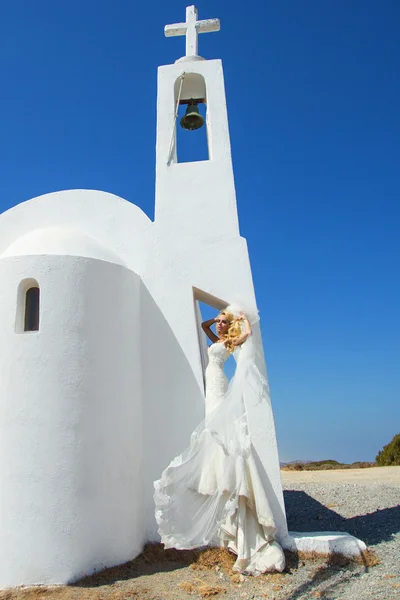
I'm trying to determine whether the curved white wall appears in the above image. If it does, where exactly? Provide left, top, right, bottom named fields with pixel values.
left=0, top=190, right=153, bottom=277
left=1, top=227, right=127, bottom=266
left=0, top=254, right=142, bottom=586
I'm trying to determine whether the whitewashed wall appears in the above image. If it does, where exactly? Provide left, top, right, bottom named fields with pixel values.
left=0, top=50, right=288, bottom=586
left=140, top=282, right=206, bottom=540
left=0, top=191, right=222, bottom=585
left=0, top=244, right=142, bottom=586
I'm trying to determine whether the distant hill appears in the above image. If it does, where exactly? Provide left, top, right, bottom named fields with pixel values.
left=281, top=459, right=376, bottom=471
left=280, top=460, right=312, bottom=467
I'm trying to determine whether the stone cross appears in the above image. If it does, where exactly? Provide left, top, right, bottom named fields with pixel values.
left=164, top=5, right=220, bottom=58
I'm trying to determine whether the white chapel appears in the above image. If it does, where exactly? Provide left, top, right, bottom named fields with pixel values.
left=0, top=5, right=365, bottom=588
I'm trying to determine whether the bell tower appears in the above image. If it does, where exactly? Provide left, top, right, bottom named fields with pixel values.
left=155, top=5, right=240, bottom=242
left=148, top=5, right=289, bottom=545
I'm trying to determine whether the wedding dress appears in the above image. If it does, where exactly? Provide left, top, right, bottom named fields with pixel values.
left=153, top=319, right=285, bottom=575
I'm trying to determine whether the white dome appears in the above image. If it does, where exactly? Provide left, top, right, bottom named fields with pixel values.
left=0, top=227, right=126, bottom=266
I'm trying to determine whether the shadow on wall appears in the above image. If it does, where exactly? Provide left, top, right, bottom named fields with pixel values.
left=284, top=490, right=400, bottom=545
left=140, top=282, right=205, bottom=540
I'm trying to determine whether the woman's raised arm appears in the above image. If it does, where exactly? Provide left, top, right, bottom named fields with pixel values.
left=201, top=317, right=219, bottom=343
left=233, top=312, right=252, bottom=347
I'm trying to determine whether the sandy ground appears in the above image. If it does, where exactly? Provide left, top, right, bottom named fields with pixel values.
left=1, top=467, right=399, bottom=599
left=281, top=465, right=400, bottom=485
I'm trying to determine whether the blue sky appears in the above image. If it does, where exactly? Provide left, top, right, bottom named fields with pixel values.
left=0, top=1, right=399, bottom=463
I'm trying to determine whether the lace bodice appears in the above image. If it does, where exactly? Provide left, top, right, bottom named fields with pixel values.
left=205, top=343, right=229, bottom=413
left=207, top=342, right=229, bottom=367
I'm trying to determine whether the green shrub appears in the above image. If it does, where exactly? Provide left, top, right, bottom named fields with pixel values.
left=292, top=463, right=304, bottom=471
left=376, top=433, right=400, bottom=466
left=311, top=459, right=341, bottom=467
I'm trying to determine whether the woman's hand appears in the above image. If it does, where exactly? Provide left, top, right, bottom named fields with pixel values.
left=233, top=312, right=252, bottom=346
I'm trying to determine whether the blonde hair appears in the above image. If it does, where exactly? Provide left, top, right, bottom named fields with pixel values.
left=219, top=311, right=242, bottom=354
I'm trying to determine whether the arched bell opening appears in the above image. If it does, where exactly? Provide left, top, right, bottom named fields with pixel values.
left=172, top=73, right=209, bottom=164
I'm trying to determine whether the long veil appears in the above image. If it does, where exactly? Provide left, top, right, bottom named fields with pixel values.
left=153, top=307, right=285, bottom=575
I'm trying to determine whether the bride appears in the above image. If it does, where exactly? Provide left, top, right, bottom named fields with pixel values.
left=153, top=307, right=285, bottom=575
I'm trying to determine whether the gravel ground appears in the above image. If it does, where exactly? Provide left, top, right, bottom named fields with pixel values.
left=1, top=467, right=399, bottom=600
left=282, top=467, right=400, bottom=599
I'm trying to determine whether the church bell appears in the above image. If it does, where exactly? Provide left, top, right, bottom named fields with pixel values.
left=180, top=99, right=204, bottom=131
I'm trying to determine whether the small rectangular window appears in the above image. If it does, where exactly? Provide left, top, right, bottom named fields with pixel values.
left=24, top=287, right=40, bottom=331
